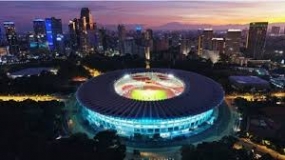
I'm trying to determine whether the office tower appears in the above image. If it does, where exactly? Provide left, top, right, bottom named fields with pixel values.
left=271, top=26, right=280, bottom=35
left=202, top=28, right=213, bottom=50
left=76, top=8, right=96, bottom=54
left=246, top=22, right=268, bottom=59
left=98, top=28, right=108, bottom=51
left=118, top=24, right=126, bottom=55
left=135, top=26, right=142, bottom=36
left=124, top=37, right=135, bottom=55
left=225, top=29, right=241, bottom=55
left=144, top=29, right=153, bottom=69
left=32, top=17, right=63, bottom=52
left=211, top=38, right=225, bottom=54
left=145, top=29, right=153, bottom=40
left=44, top=18, right=54, bottom=49
left=80, top=7, right=94, bottom=30
left=97, top=28, right=115, bottom=52
left=47, top=17, right=64, bottom=53
left=3, top=21, right=19, bottom=55
left=197, top=35, right=203, bottom=56
left=145, top=29, right=153, bottom=49
left=50, top=17, right=63, bottom=35
left=46, top=17, right=63, bottom=52
left=241, top=28, right=248, bottom=48
left=180, top=38, right=191, bottom=55
left=144, top=29, right=153, bottom=58
left=28, top=32, right=37, bottom=49
left=33, top=19, right=46, bottom=35
left=69, top=17, right=89, bottom=54
left=33, top=19, right=47, bottom=48
left=68, top=8, right=96, bottom=55
left=134, top=26, right=143, bottom=46
left=86, top=28, right=96, bottom=52
left=69, top=18, right=81, bottom=51
left=154, top=37, right=169, bottom=52
left=0, top=28, right=2, bottom=44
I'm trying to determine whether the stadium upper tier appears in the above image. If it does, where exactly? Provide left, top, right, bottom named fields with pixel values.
left=76, top=68, right=224, bottom=119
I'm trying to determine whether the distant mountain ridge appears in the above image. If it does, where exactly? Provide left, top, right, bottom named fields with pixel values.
left=97, top=22, right=285, bottom=31
left=153, top=22, right=285, bottom=30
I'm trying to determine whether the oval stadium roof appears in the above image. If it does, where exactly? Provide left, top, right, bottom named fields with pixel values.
left=76, top=68, right=224, bottom=120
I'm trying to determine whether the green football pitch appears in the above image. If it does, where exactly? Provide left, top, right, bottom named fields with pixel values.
left=131, top=89, right=167, bottom=101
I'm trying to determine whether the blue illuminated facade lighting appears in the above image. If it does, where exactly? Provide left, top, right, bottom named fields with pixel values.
left=135, top=25, right=142, bottom=32
left=45, top=19, right=53, bottom=48
left=81, top=106, right=217, bottom=138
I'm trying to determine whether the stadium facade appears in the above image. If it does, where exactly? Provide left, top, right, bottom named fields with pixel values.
left=76, top=68, right=224, bottom=139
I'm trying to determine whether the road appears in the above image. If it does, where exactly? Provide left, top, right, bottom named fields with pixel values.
left=0, top=95, right=66, bottom=102
left=82, top=65, right=101, bottom=77
left=238, top=138, right=285, bottom=160
left=125, top=146, right=180, bottom=160
left=226, top=94, right=285, bottom=159
left=226, top=92, right=285, bottom=101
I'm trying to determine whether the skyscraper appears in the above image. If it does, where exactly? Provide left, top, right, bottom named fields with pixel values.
left=69, top=17, right=89, bottom=54
left=78, top=8, right=96, bottom=54
left=0, top=27, right=2, bottom=44
left=3, top=21, right=19, bottom=55
left=124, top=37, right=135, bottom=55
left=144, top=29, right=153, bottom=57
left=37, top=17, right=63, bottom=52
left=69, top=18, right=81, bottom=51
left=33, top=19, right=46, bottom=36
left=32, top=17, right=63, bottom=52
left=180, top=38, right=191, bottom=55
left=197, top=35, right=203, bottom=56
left=45, top=18, right=54, bottom=49
left=246, top=22, right=268, bottom=59
left=118, top=24, right=126, bottom=55
left=135, top=26, right=142, bottom=36
left=271, top=26, right=280, bottom=35
left=98, top=28, right=108, bottom=52
left=46, top=17, right=63, bottom=52
left=145, top=29, right=153, bottom=40
left=144, top=29, right=153, bottom=69
left=50, top=17, right=63, bottom=35
left=211, top=38, right=225, bottom=54
left=33, top=19, right=47, bottom=48
left=202, top=28, right=214, bottom=50
left=225, top=29, right=241, bottom=55
left=80, top=7, right=94, bottom=30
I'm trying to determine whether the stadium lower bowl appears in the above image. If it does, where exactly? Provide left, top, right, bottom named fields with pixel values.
left=82, top=107, right=217, bottom=138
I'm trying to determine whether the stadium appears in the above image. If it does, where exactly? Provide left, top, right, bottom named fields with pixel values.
left=76, top=68, right=224, bottom=139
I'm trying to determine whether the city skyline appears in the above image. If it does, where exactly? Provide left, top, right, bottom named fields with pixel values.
left=1, top=1, right=285, bottom=32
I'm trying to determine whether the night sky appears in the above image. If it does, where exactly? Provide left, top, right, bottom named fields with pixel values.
left=0, top=1, right=285, bottom=32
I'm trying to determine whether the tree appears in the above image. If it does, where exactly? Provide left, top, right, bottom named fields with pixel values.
left=180, top=136, right=253, bottom=160
left=47, top=133, right=97, bottom=160
left=259, top=153, right=275, bottom=160
left=180, top=144, right=195, bottom=160
left=94, top=130, right=126, bottom=160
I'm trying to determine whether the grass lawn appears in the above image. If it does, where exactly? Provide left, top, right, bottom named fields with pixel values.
left=131, top=89, right=167, bottom=101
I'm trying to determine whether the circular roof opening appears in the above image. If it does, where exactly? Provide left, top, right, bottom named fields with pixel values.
left=114, top=72, right=185, bottom=101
